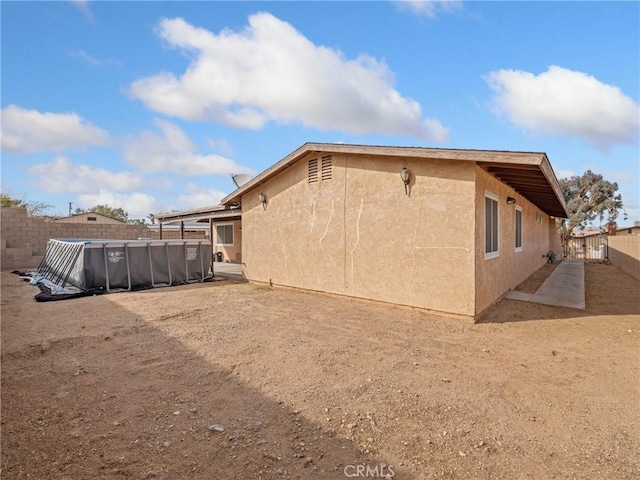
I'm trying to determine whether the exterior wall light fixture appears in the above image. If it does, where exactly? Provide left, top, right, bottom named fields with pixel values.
left=506, top=196, right=516, bottom=205
left=258, top=192, right=267, bottom=210
left=400, top=167, right=410, bottom=195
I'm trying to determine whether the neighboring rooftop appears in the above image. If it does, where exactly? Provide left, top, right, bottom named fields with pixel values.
left=155, top=205, right=241, bottom=224
left=50, top=212, right=126, bottom=224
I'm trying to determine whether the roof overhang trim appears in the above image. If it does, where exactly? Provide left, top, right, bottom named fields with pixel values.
left=220, top=142, right=569, bottom=218
left=156, top=205, right=241, bottom=224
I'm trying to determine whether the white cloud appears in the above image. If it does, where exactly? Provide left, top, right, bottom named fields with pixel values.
left=129, top=13, right=448, bottom=142
left=486, top=66, right=639, bottom=150
left=122, top=119, right=255, bottom=175
left=554, top=168, right=576, bottom=180
left=77, top=190, right=164, bottom=219
left=394, top=1, right=463, bottom=19
left=68, top=49, right=122, bottom=67
left=28, top=156, right=142, bottom=193
left=72, top=0, right=94, bottom=23
left=177, top=183, right=228, bottom=209
left=206, top=137, right=235, bottom=157
left=1, top=105, right=109, bottom=153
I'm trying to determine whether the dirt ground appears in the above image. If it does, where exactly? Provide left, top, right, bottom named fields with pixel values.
left=1, top=262, right=639, bottom=479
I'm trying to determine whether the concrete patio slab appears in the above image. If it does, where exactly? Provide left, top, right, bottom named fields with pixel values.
left=213, top=262, right=245, bottom=282
left=504, top=290, right=533, bottom=302
left=529, top=261, right=585, bottom=309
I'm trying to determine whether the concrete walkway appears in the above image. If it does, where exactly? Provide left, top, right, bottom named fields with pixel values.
left=212, top=262, right=245, bottom=282
left=505, top=260, right=585, bottom=309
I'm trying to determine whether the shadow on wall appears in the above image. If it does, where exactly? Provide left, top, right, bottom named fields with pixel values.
left=478, top=263, right=640, bottom=323
left=608, top=236, right=640, bottom=281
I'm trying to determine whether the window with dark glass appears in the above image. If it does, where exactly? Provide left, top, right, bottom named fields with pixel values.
left=216, top=224, right=234, bottom=245
left=485, top=194, right=499, bottom=258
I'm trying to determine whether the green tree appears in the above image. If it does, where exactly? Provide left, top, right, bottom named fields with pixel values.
left=1, top=193, right=24, bottom=208
left=559, top=170, right=623, bottom=233
left=1, top=193, right=53, bottom=216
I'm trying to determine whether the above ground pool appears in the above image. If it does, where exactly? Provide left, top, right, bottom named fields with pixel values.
left=36, top=238, right=213, bottom=292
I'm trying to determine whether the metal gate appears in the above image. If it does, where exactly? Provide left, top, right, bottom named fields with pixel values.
left=563, top=233, right=608, bottom=261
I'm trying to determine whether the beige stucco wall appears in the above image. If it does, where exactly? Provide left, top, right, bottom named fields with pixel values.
left=474, top=167, right=552, bottom=315
left=608, top=235, right=640, bottom=281
left=214, top=220, right=242, bottom=263
left=549, top=218, right=562, bottom=255
left=241, top=152, right=476, bottom=317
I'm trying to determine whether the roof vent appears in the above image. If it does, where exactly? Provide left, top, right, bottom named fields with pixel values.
left=308, top=158, right=319, bottom=183
left=321, top=156, right=332, bottom=181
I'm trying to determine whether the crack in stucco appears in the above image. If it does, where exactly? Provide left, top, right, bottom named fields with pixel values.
left=343, top=155, right=349, bottom=289
left=350, top=197, right=364, bottom=287
left=319, top=199, right=334, bottom=244
left=309, top=199, right=316, bottom=234
left=408, top=202, right=423, bottom=306
left=276, top=204, right=288, bottom=274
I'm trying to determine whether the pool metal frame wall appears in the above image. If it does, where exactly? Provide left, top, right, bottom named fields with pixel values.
left=36, top=239, right=86, bottom=288
left=100, top=240, right=210, bottom=292
left=37, top=239, right=213, bottom=292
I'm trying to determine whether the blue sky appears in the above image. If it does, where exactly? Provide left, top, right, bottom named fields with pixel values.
left=2, top=0, right=638, bottom=223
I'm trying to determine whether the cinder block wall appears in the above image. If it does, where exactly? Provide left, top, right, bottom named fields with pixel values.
left=609, top=235, right=640, bottom=281
left=1, top=207, right=149, bottom=269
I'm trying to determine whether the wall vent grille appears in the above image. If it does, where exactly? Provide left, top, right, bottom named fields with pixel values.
left=308, top=158, right=318, bottom=183
left=321, top=155, right=332, bottom=181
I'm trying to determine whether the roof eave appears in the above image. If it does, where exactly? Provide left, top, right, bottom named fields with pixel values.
left=221, top=143, right=569, bottom=218
left=221, top=142, right=316, bottom=205
left=221, top=142, right=548, bottom=205
left=539, top=154, right=570, bottom=218
left=156, top=204, right=240, bottom=223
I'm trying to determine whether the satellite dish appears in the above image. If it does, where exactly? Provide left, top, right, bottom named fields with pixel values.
left=231, top=174, right=252, bottom=188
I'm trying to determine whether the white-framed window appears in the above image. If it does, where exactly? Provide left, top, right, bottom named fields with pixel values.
left=515, top=206, right=523, bottom=252
left=485, top=192, right=499, bottom=259
left=216, top=224, right=234, bottom=246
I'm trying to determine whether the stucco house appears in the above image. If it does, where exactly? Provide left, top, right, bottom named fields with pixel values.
left=155, top=205, right=242, bottom=263
left=614, top=221, right=640, bottom=236
left=51, top=212, right=126, bottom=225
left=221, top=143, right=567, bottom=320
